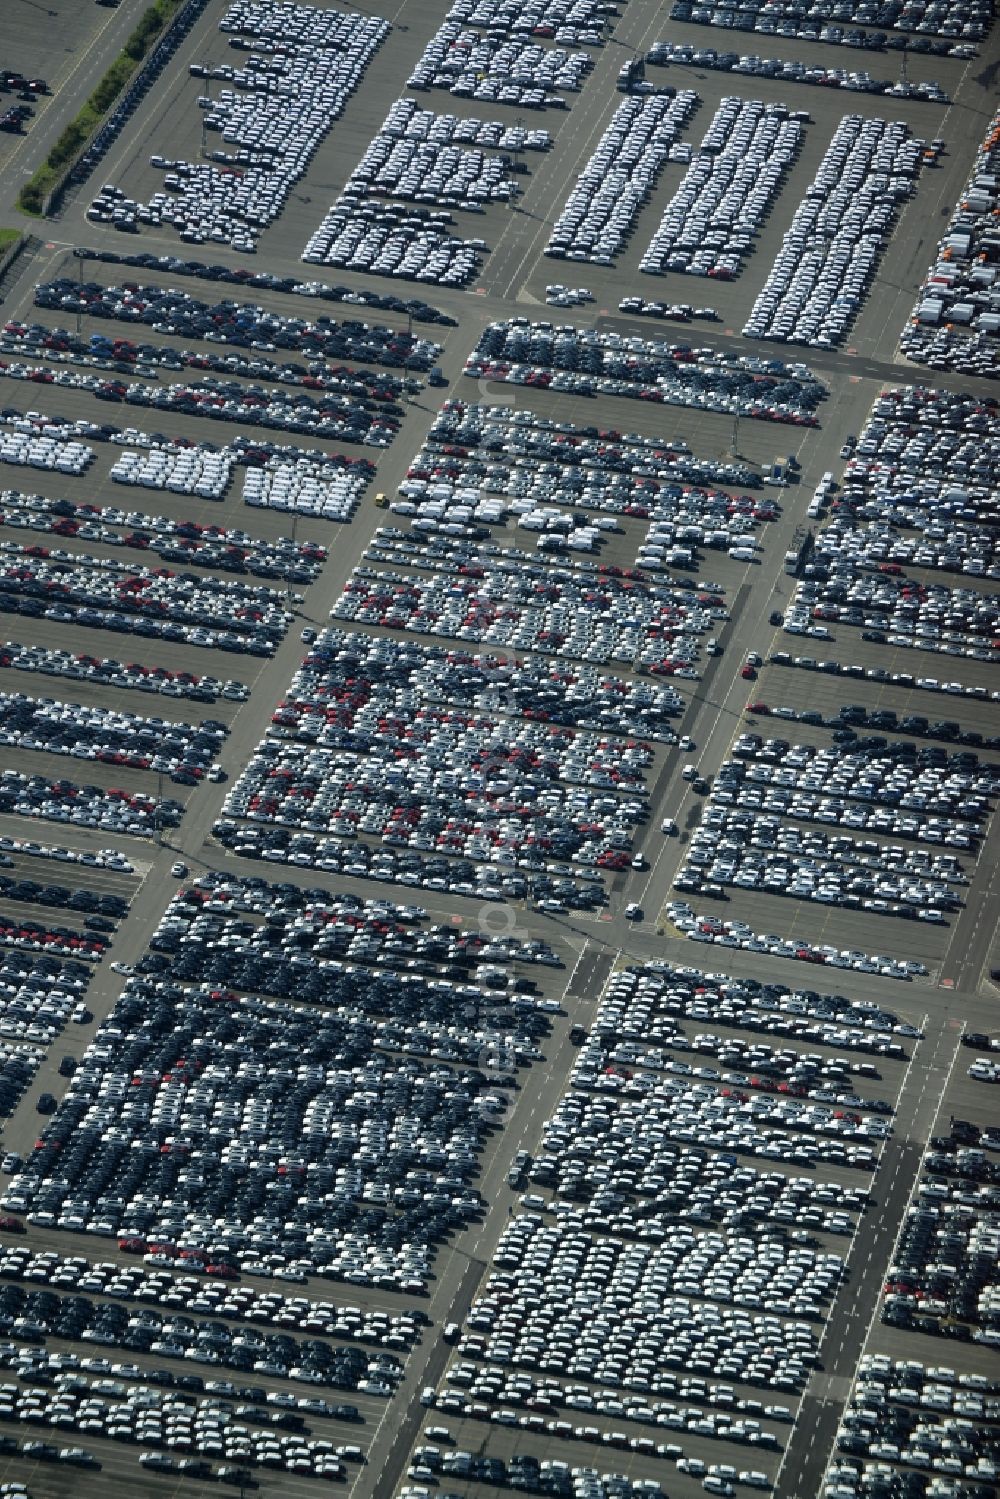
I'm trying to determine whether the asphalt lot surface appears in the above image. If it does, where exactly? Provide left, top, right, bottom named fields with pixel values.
left=0, top=0, right=155, bottom=212
left=0, top=0, right=996, bottom=1497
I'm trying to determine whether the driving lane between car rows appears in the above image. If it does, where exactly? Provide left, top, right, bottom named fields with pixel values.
left=479, top=0, right=693, bottom=305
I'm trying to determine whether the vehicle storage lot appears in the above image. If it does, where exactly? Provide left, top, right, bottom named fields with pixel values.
left=0, top=0, right=995, bottom=1496
left=411, top=953, right=933, bottom=1499
left=507, top=49, right=987, bottom=364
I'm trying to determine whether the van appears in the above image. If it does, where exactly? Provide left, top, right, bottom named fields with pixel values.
left=682, top=764, right=697, bottom=781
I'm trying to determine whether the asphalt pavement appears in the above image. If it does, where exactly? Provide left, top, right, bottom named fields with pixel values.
left=0, top=1, right=996, bottom=1496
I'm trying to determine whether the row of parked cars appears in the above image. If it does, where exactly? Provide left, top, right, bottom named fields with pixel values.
left=830, top=1357, right=999, bottom=1498
left=668, top=0, right=985, bottom=51
left=242, top=460, right=366, bottom=522
left=272, top=635, right=661, bottom=781
left=0, top=918, right=107, bottom=967
left=0, top=871, right=126, bottom=922
left=465, top=321, right=826, bottom=422
left=108, top=446, right=233, bottom=499
left=764, top=659, right=999, bottom=713
left=0, top=357, right=400, bottom=450
left=0, top=1280, right=398, bottom=1400
left=0, top=484, right=325, bottom=584
left=0, top=837, right=132, bottom=875
left=785, top=566, right=997, bottom=666
left=404, top=1463, right=669, bottom=1498
left=343, top=539, right=710, bottom=673
left=742, top=115, right=925, bottom=347
left=567, top=1037, right=895, bottom=1152
left=880, top=1118, right=1000, bottom=1347
left=0, top=1042, right=43, bottom=1119
left=0, top=404, right=378, bottom=491
left=0, top=1334, right=363, bottom=1481
left=639, top=98, right=801, bottom=281
left=221, top=726, right=648, bottom=874
left=0, top=640, right=248, bottom=706
left=646, top=42, right=950, bottom=100
left=406, top=22, right=594, bottom=105
left=0, top=1243, right=422, bottom=1348
left=72, top=0, right=209, bottom=184
left=34, top=277, right=441, bottom=374
left=592, top=962, right=916, bottom=1060
left=704, top=723, right=992, bottom=820
left=676, top=789, right=969, bottom=919
left=108, top=2, right=388, bottom=251
left=12, top=319, right=419, bottom=414
left=392, top=430, right=770, bottom=556
left=294, top=627, right=685, bottom=745
left=541, top=1074, right=879, bottom=1218
left=764, top=692, right=999, bottom=761
left=211, top=815, right=609, bottom=908
left=675, top=905, right=926, bottom=977
left=545, top=94, right=697, bottom=266
left=0, top=543, right=290, bottom=657
left=900, top=107, right=1000, bottom=375
left=330, top=549, right=719, bottom=673
left=0, top=691, right=227, bottom=784
left=70, top=0, right=208, bottom=190
left=303, top=198, right=486, bottom=285
left=901, top=325, right=997, bottom=381
left=0, top=430, right=92, bottom=476
left=304, top=91, right=550, bottom=285
left=0, top=769, right=182, bottom=838
left=143, top=871, right=556, bottom=982
left=447, top=0, right=612, bottom=42
left=347, top=132, right=521, bottom=209
left=707, top=730, right=993, bottom=844
left=71, top=245, right=456, bottom=327
left=460, top=1206, right=830, bottom=1365
left=385, top=96, right=554, bottom=153
left=410, top=397, right=760, bottom=496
